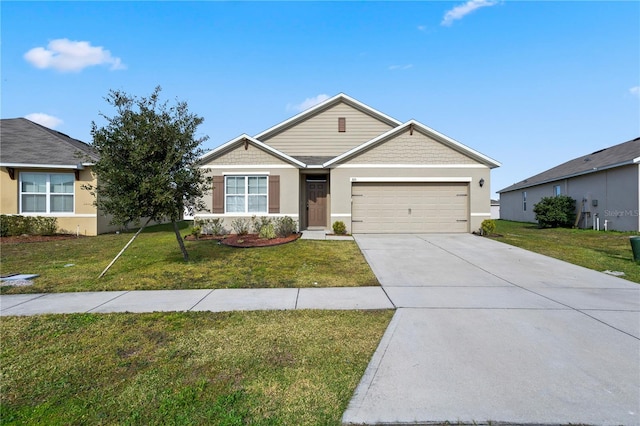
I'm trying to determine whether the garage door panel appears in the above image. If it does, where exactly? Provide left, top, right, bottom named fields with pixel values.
left=352, top=182, right=468, bottom=233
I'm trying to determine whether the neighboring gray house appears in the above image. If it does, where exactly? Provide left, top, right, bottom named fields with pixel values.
left=498, top=137, right=640, bottom=232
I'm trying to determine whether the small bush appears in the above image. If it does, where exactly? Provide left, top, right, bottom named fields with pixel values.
left=194, top=218, right=226, bottom=236
left=190, top=225, right=202, bottom=239
left=480, top=219, right=496, bottom=236
left=533, top=195, right=576, bottom=228
left=230, top=217, right=250, bottom=236
left=274, top=216, right=297, bottom=238
left=258, top=223, right=276, bottom=239
left=251, top=216, right=273, bottom=234
left=0, top=215, right=58, bottom=236
left=332, top=221, right=347, bottom=235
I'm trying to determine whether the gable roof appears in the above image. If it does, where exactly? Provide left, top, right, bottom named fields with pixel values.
left=323, top=120, right=501, bottom=169
left=254, top=93, right=402, bottom=141
left=198, top=134, right=306, bottom=168
left=0, top=118, right=97, bottom=168
left=498, top=137, right=640, bottom=193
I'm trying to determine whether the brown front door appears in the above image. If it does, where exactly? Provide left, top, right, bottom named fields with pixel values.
left=306, top=180, right=327, bottom=227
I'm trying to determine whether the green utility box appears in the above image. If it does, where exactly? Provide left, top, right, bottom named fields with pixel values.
left=630, top=236, right=640, bottom=263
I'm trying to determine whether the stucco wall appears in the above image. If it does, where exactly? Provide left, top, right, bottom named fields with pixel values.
left=1, top=166, right=105, bottom=235
left=500, top=164, right=639, bottom=231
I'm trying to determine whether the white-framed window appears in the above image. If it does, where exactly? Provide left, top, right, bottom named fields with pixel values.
left=225, top=175, right=268, bottom=213
left=20, top=172, right=74, bottom=214
left=522, top=191, right=527, bottom=211
left=553, top=185, right=561, bottom=196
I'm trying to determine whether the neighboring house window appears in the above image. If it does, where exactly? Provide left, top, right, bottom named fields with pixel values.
left=225, top=175, right=268, bottom=213
left=554, top=185, right=561, bottom=196
left=338, top=117, right=346, bottom=132
left=522, top=191, right=527, bottom=211
left=20, top=172, right=74, bottom=213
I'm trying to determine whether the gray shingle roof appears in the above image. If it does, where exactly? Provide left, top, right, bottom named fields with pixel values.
left=498, top=137, right=640, bottom=193
left=0, top=118, right=98, bottom=166
left=291, top=155, right=336, bottom=166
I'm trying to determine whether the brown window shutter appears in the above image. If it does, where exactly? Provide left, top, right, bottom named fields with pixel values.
left=212, top=175, right=224, bottom=213
left=268, top=175, right=280, bottom=213
left=338, top=117, right=346, bottom=132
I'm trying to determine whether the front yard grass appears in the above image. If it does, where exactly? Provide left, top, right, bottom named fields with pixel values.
left=0, top=222, right=379, bottom=294
left=0, top=309, right=393, bottom=425
left=490, top=220, right=640, bottom=284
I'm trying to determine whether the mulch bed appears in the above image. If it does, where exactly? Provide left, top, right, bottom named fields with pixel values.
left=185, top=233, right=301, bottom=248
left=0, top=234, right=84, bottom=244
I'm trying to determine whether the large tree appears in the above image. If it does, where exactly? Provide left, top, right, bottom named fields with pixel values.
left=88, top=86, right=210, bottom=264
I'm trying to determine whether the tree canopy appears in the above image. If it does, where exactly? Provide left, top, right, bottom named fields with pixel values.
left=88, top=86, right=210, bottom=261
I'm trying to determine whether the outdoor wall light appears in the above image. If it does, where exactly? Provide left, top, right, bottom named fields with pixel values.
left=479, top=178, right=485, bottom=188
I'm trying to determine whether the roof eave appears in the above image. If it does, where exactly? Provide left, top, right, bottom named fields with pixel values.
left=0, top=162, right=89, bottom=169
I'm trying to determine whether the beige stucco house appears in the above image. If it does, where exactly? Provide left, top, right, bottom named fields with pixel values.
left=499, top=137, right=640, bottom=232
left=196, top=94, right=501, bottom=234
left=0, top=118, right=118, bottom=235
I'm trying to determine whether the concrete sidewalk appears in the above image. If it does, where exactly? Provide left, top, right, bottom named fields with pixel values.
left=0, top=286, right=393, bottom=316
left=343, top=234, right=640, bottom=426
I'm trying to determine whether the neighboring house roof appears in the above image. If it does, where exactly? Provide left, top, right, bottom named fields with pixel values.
left=498, top=137, right=640, bottom=193
left=0, top=118, right=97, bottom=168
left=323, top=120, right=501, bottom=169
left=254, top=93, right=402, bottom=141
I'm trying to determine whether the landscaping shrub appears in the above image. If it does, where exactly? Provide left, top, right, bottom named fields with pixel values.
left=251, top=216, right=273, bottom=234
left=193, top=218, right=226, bottom=236
left=230, top=217, right=251, bottom=235
left=274, top=216, right=297, bottom=237
left=332, top=220, right=347, bottom=235
left=258, top=223, right=276, bottom=239
left=533, top=195, right=576, bottom=228
left=480, top=219, right=496, bottom=236
left=0, top=215, right=58, bottom=236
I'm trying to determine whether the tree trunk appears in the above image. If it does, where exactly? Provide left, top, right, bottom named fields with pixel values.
left=99, top=218, right=152, bottom=278
left=173, top=220, right=189, bottom=261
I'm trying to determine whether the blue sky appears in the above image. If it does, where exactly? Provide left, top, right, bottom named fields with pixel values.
left=2, top=1, right=639, bottom=197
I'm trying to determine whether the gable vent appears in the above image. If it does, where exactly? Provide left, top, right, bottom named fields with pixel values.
left=338, top=117, right=346, bottom=132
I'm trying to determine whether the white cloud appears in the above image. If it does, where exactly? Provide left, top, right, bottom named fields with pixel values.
left=24, top=38, right=126, bottom=72
left=389, top=64, right=413, bottom=71
left=630, top=86, right=640, bottom=97
left=287, top=94, right=330, bottom=112
left=441, top=0, right=498, bottom=26
left=417, top=25, right=427, bottom=32
left=25, top=113, right=63, bottom=129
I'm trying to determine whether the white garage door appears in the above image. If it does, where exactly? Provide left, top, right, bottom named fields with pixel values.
left=351, top=182, right=469, bottom=233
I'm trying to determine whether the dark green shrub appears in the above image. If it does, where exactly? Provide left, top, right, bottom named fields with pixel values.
left=332, top=221, right=347, bottom=235
left=0, top=215, right=58, bottom=236
left=480, top=219, right=496, bottom=236
left=274, top=216, right=297, bottom=237
left=533, top=195, right=576, bottom=228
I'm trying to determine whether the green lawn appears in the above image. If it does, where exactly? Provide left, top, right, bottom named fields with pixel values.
left=490, top=220, right=640, bottom=283
left=0, top=222, right=378, bottom=294
left=0, top=310, right=393, bottom=425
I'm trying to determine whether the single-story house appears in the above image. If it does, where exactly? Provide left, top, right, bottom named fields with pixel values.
left=0, top=118, right=118, bottom=235
left=498, top=137, right=640, bottom=232
left=196, top=93, right=500, bottom=234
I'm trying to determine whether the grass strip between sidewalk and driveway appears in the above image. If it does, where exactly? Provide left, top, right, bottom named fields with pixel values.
left=490, top=220, right=639, bottom=284
left=1, top=309, right=393, bottom=425
left=0, top=222, right=379, bottom=294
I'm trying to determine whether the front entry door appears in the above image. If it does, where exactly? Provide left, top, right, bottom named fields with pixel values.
left=306, top=180, right=327, bottom=227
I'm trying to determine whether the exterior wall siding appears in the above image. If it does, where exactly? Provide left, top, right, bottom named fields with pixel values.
left=499, top=164, right=640, bottom=231
left=205, top=144, right=289, bottom=166
left=347, top=128, right=477, bottom=165
left=261, top=103, right=395, bottom=156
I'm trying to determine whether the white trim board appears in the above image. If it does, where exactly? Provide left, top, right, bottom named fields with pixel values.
left=350, top=177, right=472, bottom=183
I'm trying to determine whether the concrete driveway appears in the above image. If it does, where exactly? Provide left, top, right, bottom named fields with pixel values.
left=343, top=234, right=640, bottom=426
